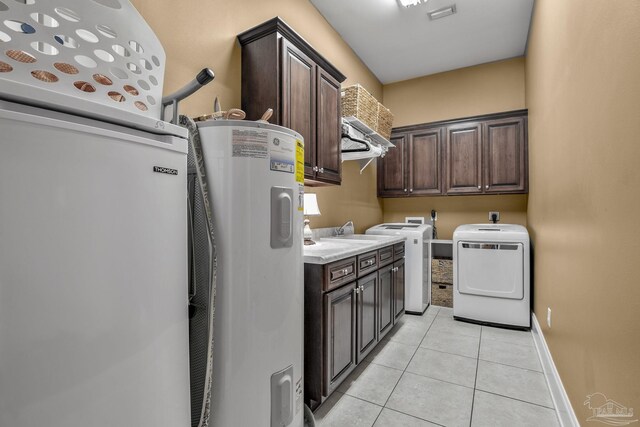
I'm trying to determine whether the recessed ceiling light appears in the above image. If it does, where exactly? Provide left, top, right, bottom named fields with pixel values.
left=398, top=0, right=427, bottom=8
left=427, top=4, right=457, bottom=20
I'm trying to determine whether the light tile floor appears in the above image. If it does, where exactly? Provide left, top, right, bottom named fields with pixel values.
left=314, top=306, right=560, bottom=427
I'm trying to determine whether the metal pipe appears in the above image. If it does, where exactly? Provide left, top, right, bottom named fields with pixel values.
left=162, top=68, right=215, bottom=123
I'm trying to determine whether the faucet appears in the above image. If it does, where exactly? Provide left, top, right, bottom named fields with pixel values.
left=336, top=220, right=354, bottom=236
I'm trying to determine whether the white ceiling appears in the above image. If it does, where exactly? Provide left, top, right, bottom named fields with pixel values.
left=310, top=0, right=534, bottom=84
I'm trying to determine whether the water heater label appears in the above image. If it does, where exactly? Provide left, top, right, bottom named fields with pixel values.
left=269, top=135, right=295, bottom=174
left=295, top=139, right=304, bottom=184
left=231, top=128, right=268, bottom=159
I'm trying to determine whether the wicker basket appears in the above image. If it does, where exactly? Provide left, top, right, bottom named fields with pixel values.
left=376, top=103, right=394, bottom=140
left=341, top=84, right=378, bottom=131
left=431, top=259, right=453, bottom=285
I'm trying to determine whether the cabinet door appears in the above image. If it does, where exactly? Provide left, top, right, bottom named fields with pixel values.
left=445, top=123, right=483, bottom=194
left=324, top=283, right=357, bottom=396
left=393, top=259, right=405, bottom=321
left=483, top=117, right=527, bottom=193
left=316, top=68, right=341, bottom=184
left=378, top=134, right=407, bottom=196
left=356, top=273, right=378, bottom=363
left=410, top=128, right=443, bottom=195
left=377, top=265, right=394, bottom=340
left=281, top=38, right=316, bottom=178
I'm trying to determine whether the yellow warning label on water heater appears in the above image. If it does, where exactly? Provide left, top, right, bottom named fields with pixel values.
left=295, top=139, right=304, bottom=184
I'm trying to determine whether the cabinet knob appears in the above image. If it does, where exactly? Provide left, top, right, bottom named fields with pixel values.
left=485, top=185, right=489, bottom=189
left=319, top=167, right=325, bottom=173
left=404, top=188, right=407, bottom=192
left=355, top=287, right=360, bottom=294
left=410, top=189, right=413, bottom=192
left=477, top=185, right=481, bottom=190
left=360, top=285, right=364, bottom=292
left=343, top=268, right=349, bottom=275
left=313, top=166, right=319, bottom=172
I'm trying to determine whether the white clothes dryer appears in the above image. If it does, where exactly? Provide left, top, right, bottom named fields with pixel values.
left=453, top=224, right=530, bottom=329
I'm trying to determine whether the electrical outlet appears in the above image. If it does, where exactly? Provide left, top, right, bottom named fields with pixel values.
left=489, top=211, right=500, bottom=223
left=547, top=307, right=552, bottom=328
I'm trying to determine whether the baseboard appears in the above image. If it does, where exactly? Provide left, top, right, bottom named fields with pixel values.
left=531, top=313, right=580, bottom=427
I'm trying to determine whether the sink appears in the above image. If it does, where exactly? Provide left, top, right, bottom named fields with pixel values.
left=308, top=240, right=359, bottom=248
left=305, top=234, right=404, bottom=264
left=324, top=234, right=393, bottom=241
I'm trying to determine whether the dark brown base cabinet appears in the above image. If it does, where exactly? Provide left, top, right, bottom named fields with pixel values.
left=238, top=18, right=346, bottom=185
left=304, top=242, right=405, bottom=410
left=379, top=110, right=528, bottom=197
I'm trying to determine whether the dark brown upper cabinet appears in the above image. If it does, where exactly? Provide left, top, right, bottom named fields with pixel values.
left=445, top=122, right=483, bottom=194
left=379, top=110, right=528, bottom=197
left=378, top=134, right=407, bottom=196
left=411, top=127, right=444, bottom=195
left=483, top=116, right=528, bottom=193
left=238, top=18, right=346, bottom=185
left=378, top=128, right=443, bottom=196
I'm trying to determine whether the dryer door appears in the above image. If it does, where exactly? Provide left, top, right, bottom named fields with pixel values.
left=457, top=242, right=524, bottom=299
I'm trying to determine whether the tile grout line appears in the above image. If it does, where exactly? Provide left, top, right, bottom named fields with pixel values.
left=336, top=307, right=440, bottom=427
left=476, top=355, right=543, bottom=373
left=475, top=389, right=557, bottom=411
left=417, top=345, right=480, bottom=361
left=380, top=407, right=448, bottom=427
left=371, top=308, right=439, bottom=426
left=416, top=340, right=543, bottom=374
left=401, top=366, right=476, bottom=390
left=468, top=326, right=483, bottom=427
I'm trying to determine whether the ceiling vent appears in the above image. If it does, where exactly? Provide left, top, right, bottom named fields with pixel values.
left=427, top=4, right=457, bottom=20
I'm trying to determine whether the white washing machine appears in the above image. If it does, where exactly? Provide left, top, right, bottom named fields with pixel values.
left=366, top=223, right=432, bottom=314
left=453, top=224, right=530, bottom=329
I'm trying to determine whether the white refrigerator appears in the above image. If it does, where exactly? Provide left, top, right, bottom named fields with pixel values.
left=0, top=99, right=191, bottom=427
left=196, top=120, right=305, bottom=427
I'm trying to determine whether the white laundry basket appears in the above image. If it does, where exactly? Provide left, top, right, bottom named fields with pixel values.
left=0, top=0, right=168, bottom=131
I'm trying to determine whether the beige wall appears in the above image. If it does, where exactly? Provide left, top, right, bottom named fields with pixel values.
left=383, top=57, right=526, bottom=127
left=382, top=58, right=528, bottom=238
left=384, top=195, right=527, bottom=240
left=526, top=0, right=640, bottom=419
left=131, top=0, right=384, bottom=232
left=309, top=162, right=382, bottom=234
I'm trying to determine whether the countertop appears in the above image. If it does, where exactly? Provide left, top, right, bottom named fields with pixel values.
left=303, top=235, right=406, bottom=265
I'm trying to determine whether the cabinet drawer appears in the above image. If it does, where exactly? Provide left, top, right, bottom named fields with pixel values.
left=357, top=251, right=378, bottom=277
left=394, top=243, right=405, bottom=260
left=378, top=246, right=394, bottom=267
left=324, top=257, right=357, bottom=291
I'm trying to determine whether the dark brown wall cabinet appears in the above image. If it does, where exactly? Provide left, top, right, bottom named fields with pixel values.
left=378, top=129, right=443, bottom=197
left=238, top=18, right=346, bottom=185
left=379, top=110, right=528, bottom=197
left=304, top=242, right=405, bottom=410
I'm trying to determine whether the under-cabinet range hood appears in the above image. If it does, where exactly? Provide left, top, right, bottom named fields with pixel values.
left=341, top=117, right=395, bottom=172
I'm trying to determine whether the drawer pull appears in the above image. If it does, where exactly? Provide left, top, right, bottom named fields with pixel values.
left=330, top=266, right=353, bottom=281
left=363, top=259, right=375, bottom=267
